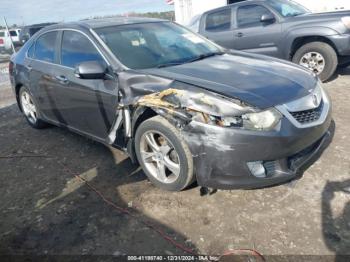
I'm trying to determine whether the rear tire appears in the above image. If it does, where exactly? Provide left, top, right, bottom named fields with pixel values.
left=292, top=42, right=338, bottom=82
left=135, top=116, right=194, bottom=191
left=19, top=86, right=48, bottom=129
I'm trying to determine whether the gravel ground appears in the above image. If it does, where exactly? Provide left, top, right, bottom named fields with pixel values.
left=0, top=63, right=349, bottom=260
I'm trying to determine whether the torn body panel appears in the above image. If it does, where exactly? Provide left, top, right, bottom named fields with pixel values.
left=104, top=69, right=332, bottom=190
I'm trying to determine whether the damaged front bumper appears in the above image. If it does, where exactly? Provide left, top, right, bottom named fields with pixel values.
left=181, top=113, right=333, bottom=190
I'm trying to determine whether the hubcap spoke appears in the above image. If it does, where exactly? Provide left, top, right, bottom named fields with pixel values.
left=160, top=144, right=171, bottom=155
left=156, top=161, right=168, bottom=182
left=141, top=151, right=156, bottom=163
left=163, top=155, right=180, bottom=176
left=21, top=91, right=37, bottom=123
left=145, top=133, right=160, bottom=152
left=30, top=111, right=36, bottom=120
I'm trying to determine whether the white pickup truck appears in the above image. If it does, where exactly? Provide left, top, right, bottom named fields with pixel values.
left=0, top=29, right=21, bottom=53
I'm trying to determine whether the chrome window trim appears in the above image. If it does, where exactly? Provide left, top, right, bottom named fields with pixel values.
left=25, top=28, right=111, bottom=69
left=276, top=85, right=330, bottom=129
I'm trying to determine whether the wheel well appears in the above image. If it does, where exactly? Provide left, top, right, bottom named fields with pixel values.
left=15, top=83, right=23, bottom=111
left=132, top=107, right=157, bottom=136
left=290, top=36, right=338, bottom=60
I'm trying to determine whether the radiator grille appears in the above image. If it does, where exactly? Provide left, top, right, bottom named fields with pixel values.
left=290, top=100, right=324, bottom=124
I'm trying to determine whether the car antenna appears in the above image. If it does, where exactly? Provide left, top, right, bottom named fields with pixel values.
left=3, top=16, right=16, bottom=54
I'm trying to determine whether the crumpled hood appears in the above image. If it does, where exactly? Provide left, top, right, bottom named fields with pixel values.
left=140, top=52, right=318, bottom=109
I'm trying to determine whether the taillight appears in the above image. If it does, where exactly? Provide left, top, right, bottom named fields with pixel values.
left=0, top=38, right=4, bottom=44
left=9, top=61, right=14, bottom=75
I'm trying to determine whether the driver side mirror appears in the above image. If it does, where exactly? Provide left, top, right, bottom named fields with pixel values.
left=75, top=61, right=107, bottom=80
left=261, top=13, right=276, bottom=24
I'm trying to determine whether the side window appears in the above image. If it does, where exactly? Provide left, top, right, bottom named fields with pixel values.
left=34, top=31, right=58, bottom=63
left=205, top=9, right=232, bottom=32
left=237, top=5, right=274, bottom=28
left=27, top=42, right=35, bottom=58
left=61, top=31, right=104, bottom=68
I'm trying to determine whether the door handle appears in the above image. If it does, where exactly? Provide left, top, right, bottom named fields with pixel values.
left=236, top=32, right=244, bottom=37
left=55, top=75, right=69, bottom=84
left=26, top=65, right=32, bottom=71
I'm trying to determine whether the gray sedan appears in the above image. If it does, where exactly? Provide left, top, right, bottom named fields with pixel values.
left=9, top=18, right=333, bottom=191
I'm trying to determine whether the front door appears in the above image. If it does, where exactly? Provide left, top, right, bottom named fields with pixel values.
left=232, top=4, right=283, bottom=58
left=52, top=30, right=118, bottom=140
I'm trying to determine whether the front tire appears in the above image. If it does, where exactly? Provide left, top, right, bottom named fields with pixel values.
left=135, top=116, right=194, bottom=191
left=19, top=86, right=48, bottom=129
left=292, top=42, right=338, bottom=82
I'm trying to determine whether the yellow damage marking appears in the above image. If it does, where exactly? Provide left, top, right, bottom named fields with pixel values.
left=137, top=89, right=184, bottom=108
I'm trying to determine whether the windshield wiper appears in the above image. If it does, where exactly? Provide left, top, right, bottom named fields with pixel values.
left=156, top=52, right=224, bottom=68
left=157, top=61, right=186, bottom=68
left=289, top=12, right=304, bottom=17
left=186, top=51, right=225, bottom=63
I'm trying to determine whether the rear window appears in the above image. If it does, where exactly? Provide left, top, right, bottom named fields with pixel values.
left=205, top=9, right=232, bottom=31
left=10, top=31, right=17, bottom=36
left=0, top=32, right=5, bottom=37
left=34, top=31, right=58, bottom=63
left=29, top=27, right=42, bottom=36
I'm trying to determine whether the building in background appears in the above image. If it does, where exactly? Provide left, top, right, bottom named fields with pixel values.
left=167, top=0, right=350, bottom=25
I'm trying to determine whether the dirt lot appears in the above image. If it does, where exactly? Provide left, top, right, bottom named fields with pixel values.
left=0, top=61, right=349, bottom=259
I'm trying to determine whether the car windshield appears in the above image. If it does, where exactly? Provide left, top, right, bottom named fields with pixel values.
left=268, top=0, right=310, bottom=17
left=95, top=22, right=222, bottom=69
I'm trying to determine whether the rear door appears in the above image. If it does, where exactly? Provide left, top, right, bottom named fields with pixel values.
left=27, top=31, right=64, bottom=123
left=232, top=4, right=283, bottom=57
left=200, top=7, right=235, bottom=49
left=51, top=30, right=118, bottom=140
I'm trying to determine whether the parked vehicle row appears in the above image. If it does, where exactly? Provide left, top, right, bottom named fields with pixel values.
left=0, top=23, right=56, bottom=54
left=194, top=0, right=350, bottom=82
left=0, top=28, right=21, bottom=53
left=10, top=18, right=333, bottom=191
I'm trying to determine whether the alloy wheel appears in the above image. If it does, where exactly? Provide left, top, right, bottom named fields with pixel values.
left=140, top=131, right=181, bottom=184
left=20, top=91, right=37, bottom=124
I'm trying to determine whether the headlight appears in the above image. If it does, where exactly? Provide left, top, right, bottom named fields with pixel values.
left=220, top=108, right=282, bottom=131
left=242, top=108, right=282, bottom=131
left=342, top=16, right=350, bottom=29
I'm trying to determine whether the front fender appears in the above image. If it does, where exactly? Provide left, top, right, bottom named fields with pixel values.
left=283, top=26, right=340, bottom=59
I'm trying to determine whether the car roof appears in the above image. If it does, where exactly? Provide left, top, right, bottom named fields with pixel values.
left=23, top=23, right=57, bottom=29
left=42, top=17, right=167, bottom=31
left=203, top=0, right=268, bottom=14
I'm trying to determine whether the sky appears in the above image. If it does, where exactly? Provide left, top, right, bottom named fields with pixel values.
left=0, top=0, right=174, bottom=26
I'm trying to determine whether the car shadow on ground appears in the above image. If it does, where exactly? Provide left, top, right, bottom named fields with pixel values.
left=322, top=179, right=350, bottom=262
left=0, top=104, right=198, bottom=256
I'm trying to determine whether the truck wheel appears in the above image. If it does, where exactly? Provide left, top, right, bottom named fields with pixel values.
left=135, top=116, right=194, bottom=191
left=292, top=42, right=338, bottom=82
